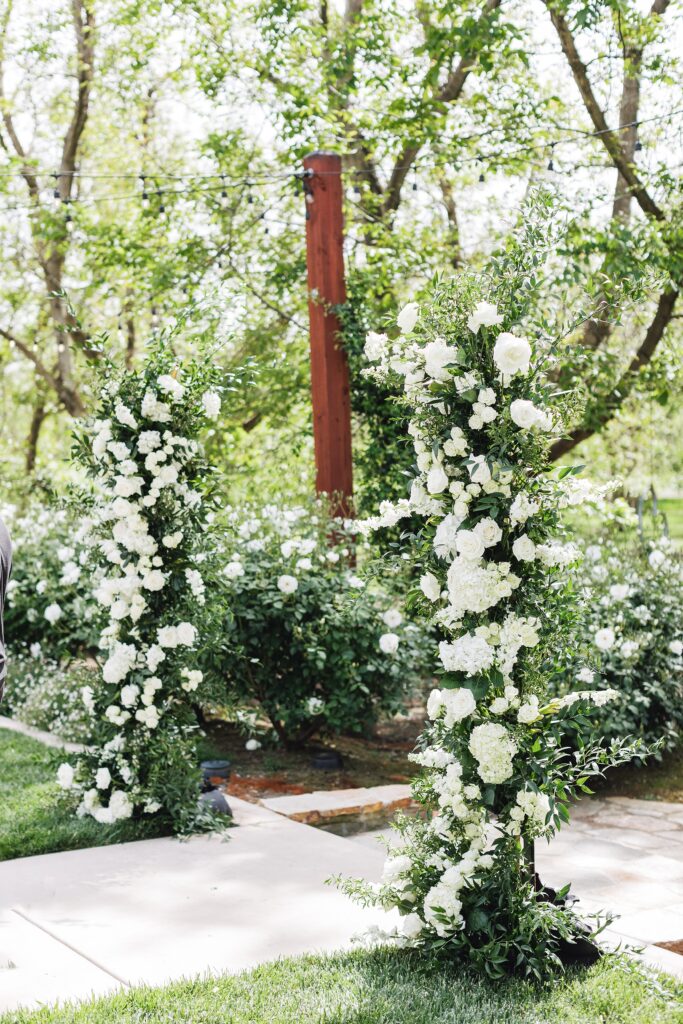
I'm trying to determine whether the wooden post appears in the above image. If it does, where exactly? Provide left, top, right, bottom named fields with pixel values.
left=303, top=151, right=353, bottom=518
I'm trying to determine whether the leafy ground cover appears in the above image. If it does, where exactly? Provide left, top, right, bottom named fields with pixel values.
left=0, top=948, right=680, bottom=1024
left=0, top=728, right=167, bottom=862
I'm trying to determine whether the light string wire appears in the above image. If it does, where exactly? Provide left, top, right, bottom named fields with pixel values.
left=0, top=101, right=681, bottom=204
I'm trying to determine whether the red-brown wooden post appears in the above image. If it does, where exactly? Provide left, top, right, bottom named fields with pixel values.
left=303, top=151, right=354, bottom=518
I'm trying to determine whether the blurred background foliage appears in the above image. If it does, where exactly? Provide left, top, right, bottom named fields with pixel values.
left=0, top=0, right=682, bottom=519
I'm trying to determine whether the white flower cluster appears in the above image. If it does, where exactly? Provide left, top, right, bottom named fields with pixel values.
left=468, top=722, right=518, bottom=784
left=354, top=291, right=616, bottom=958
left=61, top=368, right=220, bottom=823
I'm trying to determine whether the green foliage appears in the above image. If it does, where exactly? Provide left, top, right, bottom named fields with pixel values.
left=335, top=278, right=413, bottom=515
left=0, top=728, right=167, bottom=863
left=204, top=501, right=430, bottom=746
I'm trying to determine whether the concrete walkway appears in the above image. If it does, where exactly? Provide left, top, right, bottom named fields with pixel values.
left=0, top=798, right=389, bottom=1013
left=3, top=792, right=683, bottom=1014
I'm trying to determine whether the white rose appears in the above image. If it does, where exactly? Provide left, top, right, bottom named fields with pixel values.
left=473, top=517, right=502, bottom=548
left=158, top=374, right=185, bottom=401
left=426, top=689, right=443, bottom=719
left=455, top=530, right=485, bottom=561
left=467, top=301, right=503, bottom=334
left=649, top=549, right=665, bottom=570
left=670, top=641, right=683, bottom=657
left=201, top=390, right=221, bottom=419
left=427, top=462, right=449, bottom=494
left=397, top=302, right=419, bottom=334
left=401, top=913, right=424, bottom=939
left=595, top=627, right=616, bottom=651
left=57, top=763, right=74, bottom=790
left=142, top=570, right=166, bottom=592
left=509, top=399, right=542, bottom=430
left=176, top=622, right=197, bottom=646
left=512, top=535, right=536, bottom=562
left=493, top=332, right=532, bottom=376
left=120, top=683, right=140, bottom=708
left=517, top=696, right=541, bottom=724
left=224, top=561, right=245, bottom=579
left=44, top=603, right=63, bottom=624
left=383, top=609, right=403, bottom=629
left=468, top=456, right=491, bottom=485
left=277, top=574, right=298, bottom=594
left=364, top=331, right=388, bottom=362
left=420, top=572, right=441, bottom=602
left=95, top=767, right=112, bottom=790
left=440, top=687, right=477, bottom=727
left=379, top=632, right=400, bottom=655
left=245, top=738, right=262, bottom=751
left=423, top=338, right=458, bottom=381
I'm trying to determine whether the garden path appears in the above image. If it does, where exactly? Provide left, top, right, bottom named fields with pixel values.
left=2, top=794, right=683, bottom=1014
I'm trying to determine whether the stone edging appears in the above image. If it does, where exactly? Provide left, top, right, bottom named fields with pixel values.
left=0, top=715, right=86, bottom=754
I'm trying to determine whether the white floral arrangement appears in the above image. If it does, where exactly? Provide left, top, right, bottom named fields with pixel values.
left=56, top=337, right=225, bottom=830
left=339, top=215, right=644, bottom=979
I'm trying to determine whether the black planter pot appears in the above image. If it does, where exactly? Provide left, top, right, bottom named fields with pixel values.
left=311, top=749, right=344, bottom=771
left=200, top=759, right=232, bottom=789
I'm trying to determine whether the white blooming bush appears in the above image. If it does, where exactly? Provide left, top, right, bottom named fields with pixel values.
left=57, top=337, right=226, bottom=830
left=2, top=504, right=103, bottom=660
left=339, top=210, right=644, bottom=979
left=556, top=502, right=683, bottom=752
left=3, top=652, right=97, bottom=744
left=208, top=501, right=429, bottom=747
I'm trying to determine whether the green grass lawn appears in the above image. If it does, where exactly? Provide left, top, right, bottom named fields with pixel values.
left=659, top=498, right=683, bottom=543
left=0, top=949, right=681, bottom=1024
left=0, top=727, right=167, bottom=862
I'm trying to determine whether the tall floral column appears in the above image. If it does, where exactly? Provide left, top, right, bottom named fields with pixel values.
left=343, top=213, right=641, bottom=978
left=57, top=339, right=224, bottom=830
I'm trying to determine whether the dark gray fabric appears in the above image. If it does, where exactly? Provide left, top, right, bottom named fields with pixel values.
left=0, top=516, right=11, bottom=700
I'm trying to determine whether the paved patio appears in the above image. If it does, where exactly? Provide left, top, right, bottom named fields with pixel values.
left=2, top=791, right=683, bottom=1014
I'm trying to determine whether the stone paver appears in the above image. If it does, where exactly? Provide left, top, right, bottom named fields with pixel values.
left=0, top=715, right=85, bottom=754
left=260, top=784, right=413, bottom=824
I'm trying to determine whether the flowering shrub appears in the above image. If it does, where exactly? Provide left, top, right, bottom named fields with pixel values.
left=56, top=336, right=227, bottom=831
left=339, top=207, right=643, bottom=980
left=2, top=504, right=102, bottom=660
left=209, top=501, right=429, bottom=746
left=556, top=504, right=683, bottom=752
left=3, top=652, right=96, bottom=744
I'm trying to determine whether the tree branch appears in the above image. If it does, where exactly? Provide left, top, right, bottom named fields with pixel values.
left=0, top=326, right=61, bottom=393
left=0, top=1, right=40, bottom=201
left=58, top=0, right=95, bottom=198
left=550, top=288, right=678, bottom=460
left=543, top=1, right=664, bottom=222
left=382, top=0, right=502, bottom=215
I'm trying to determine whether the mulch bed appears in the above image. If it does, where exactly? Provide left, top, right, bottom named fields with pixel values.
left=199, top=706, right=425, bottom=803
